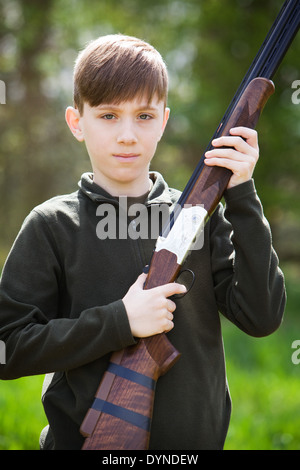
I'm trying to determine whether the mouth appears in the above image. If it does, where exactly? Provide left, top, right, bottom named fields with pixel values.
left=113, top=153, right=140, bottom=162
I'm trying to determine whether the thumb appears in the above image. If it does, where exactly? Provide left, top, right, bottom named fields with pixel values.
left=135, top=272, right=148, bottom=288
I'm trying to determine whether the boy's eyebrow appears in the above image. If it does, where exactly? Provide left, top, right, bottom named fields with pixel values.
left=94, top=103, right=160, bottom=111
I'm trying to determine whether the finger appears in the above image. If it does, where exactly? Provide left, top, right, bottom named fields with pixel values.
left=166, top=299, right=176, bottom=313
left=168, top=311, right=174, bottom=320
left=210, top=127, right=259, bottom=155
left=167, top=282, right=187, bottom=297
left=211, top=136, right=249, bottom=153
left=229, top=127, right=258, bottom=148
left=204, top=156, right=252, bottom=175
left=136, top=272, right=148, bottom=287
left=230, top=126, right=257, bottom=139
left=210, top=136, right=257, bottom=158
left=158, top=282, right=187, bottom=298
left=163, top=319, right=174, bottom=333
left=205, top=147, right=246, bottom=161
left=163, top=310, right=174, bottom=321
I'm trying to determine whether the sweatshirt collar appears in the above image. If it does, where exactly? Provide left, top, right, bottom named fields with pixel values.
left=78, top=171, right=173, bottom=206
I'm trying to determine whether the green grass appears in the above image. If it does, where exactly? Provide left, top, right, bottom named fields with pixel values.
left=0, top=375, right=47, bottom=450
left=223, top=322, right=300, bottom=450
left=0, top=262, right=299, bottom=450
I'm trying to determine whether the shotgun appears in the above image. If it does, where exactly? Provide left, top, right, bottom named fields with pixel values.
left=80, top=0, right=300, bottom=449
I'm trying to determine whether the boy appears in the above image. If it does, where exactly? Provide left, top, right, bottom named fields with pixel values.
left=0, top=35, right=285, bottom=450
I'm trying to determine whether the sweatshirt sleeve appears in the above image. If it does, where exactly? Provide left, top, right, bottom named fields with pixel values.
left=0, top=210, right=136, bottom=380
left=210, top=179, right=286, bottom=337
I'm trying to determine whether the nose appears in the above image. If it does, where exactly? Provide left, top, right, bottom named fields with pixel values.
left=116, top=120, right=138, bottom=145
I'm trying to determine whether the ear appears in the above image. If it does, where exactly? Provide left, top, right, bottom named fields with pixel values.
left=65, top=106, right=84, bottom=142
left=159, top=107, right=170, bottom=141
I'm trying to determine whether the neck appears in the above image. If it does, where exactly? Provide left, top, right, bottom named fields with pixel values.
left=92, top=173, right=152, bottom=198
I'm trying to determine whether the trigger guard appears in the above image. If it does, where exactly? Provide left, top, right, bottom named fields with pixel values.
left=172, top=269, right=195, bottom=299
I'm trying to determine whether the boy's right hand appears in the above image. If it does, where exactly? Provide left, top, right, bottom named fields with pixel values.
left=122, top=272, right=187, bottom=338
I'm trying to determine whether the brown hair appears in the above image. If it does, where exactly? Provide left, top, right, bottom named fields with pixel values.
left=73, top=34, right=168, bottom=114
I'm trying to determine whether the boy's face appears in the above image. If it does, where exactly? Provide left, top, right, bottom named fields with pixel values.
left=66, top=95, right=169, bottom=196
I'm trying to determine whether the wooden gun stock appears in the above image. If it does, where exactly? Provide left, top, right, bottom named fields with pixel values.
left=80, top=78, right=275, bottom=450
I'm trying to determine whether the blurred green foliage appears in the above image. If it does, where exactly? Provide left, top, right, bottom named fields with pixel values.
left=0, top=0, right=300, bottom=451
left=0, top=0, right=300, bottom=261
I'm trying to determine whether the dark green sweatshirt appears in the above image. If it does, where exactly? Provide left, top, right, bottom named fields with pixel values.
left=0, top=172, right=285, bottom=450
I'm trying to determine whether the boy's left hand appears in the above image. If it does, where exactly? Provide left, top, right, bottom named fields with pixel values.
left=204, top=126, right=259, bottom=189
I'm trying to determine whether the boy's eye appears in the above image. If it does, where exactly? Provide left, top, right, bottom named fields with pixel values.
left=139, top=114, right=152, bottom=120
left=102, top=114, right=115, bottom=120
